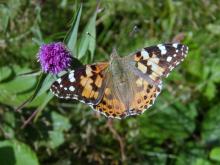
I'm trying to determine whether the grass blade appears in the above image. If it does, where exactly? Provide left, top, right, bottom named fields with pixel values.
left=77, top=10, right=97, bottom=60
left=65, top=4, right=82, bottom=55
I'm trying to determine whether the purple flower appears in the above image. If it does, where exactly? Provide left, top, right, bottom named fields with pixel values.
left=38, top=42, right=72, bottom=74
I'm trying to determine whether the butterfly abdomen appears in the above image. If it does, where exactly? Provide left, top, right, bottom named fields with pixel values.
left=109, top=57, right=134, bottom=108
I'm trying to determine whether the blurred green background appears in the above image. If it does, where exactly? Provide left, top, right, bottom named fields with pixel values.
left=1, top=0, right=220, bottom=164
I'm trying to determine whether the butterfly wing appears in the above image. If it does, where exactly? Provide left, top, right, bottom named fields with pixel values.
left=50, top=62, right=109, bottom=105
left=128, top=43, right=188, bottom=85
left=120, top=43, right=188, bottom=116
left=128, top=76, right=162, bottom=116
left=91, top=72, right=127, bottom=119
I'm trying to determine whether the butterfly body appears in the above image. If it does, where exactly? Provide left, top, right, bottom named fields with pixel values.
left=109, top=52, right=134, bottom=108
left=51, top=43, right=188, bottom=119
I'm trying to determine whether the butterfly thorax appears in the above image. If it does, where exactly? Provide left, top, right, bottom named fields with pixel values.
left=110, top=56, right=126, bottom=81
left=109, top=49, right=128, bottom=81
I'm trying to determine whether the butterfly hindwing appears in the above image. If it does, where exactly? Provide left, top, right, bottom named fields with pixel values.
left=129, top=43, right=188, bottom=84
left=91, top=74, right=127, bottom=119
left=50, top=62, right=109, bottom=105
left=128, top=76, right=162, bottom=116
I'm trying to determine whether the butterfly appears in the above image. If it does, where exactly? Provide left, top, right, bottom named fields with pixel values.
left=50, top=43, right=188, bottom=119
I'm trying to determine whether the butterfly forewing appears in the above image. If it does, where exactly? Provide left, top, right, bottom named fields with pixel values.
left=50, top=62, right=109, bottom=105
left=130, top=43, right=188, bottom=84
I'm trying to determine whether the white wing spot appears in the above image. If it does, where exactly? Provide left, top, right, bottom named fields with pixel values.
left=69, top=86, right=75, bottom=91
left=167, top=56, right=172, bottom=62
left=60, top=84, right=63, bottom=88
left=141, top=49, right=149, bottom=59
left=186, top=46, right=189, bottom=52
left=57, top=78, right=61, bottom=84
left=68, top=73, right=75, bottom=82
left=157, top=44, right=167, bottom=55
left=173, top=43, right=178, bottom=48
left=64, top=87, right=67, bottom=90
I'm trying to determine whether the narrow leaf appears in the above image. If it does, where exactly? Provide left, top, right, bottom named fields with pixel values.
left=65, top=4, right=82, bottom=55
left=77, top=10, right=97, bottom=60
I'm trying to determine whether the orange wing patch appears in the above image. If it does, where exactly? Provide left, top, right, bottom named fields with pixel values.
left=92, top=87, right=127, bottom=119
left=129, top=77, right=162, bottom=116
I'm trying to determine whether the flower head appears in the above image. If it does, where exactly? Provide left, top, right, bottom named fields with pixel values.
left=38, top=42, right=72, bottom=74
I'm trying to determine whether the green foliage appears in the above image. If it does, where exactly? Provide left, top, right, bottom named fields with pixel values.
left=209, top=147, right=220, bottom=162
left=77, top=9, right=97, bottom=60
left=65, top=4, right=82, bottom=54
left=1, top=0, right=220, bottom=164
left=202, top=104, right=220, bottom=143
left=0, top=140, right=39, bottom=165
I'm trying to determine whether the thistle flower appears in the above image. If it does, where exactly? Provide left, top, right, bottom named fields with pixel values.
left=38, top=42, right=72, bottom=74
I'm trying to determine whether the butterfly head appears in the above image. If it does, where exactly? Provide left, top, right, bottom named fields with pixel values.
left=110, top=47, right=120, bottom=60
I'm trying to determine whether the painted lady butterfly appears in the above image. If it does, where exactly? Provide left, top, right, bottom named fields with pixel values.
left=50, top=43, right=188, bottom=119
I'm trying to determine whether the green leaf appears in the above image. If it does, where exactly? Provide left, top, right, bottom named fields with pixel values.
left=52, top=111, right=71, bottom=131
left=0, top=65, right=38, bottom=106
left=0, top=66, right=12, bottom=82
left=202, top=104, right=220, bottom=143
left=34, top=92, right=54, bottom=121
left=0, top=66, right=36, bottom=94
left=19, top=40, right=39, bottom=59
left=1, top=111, right=15, bottom=138
left=16, top=73, right=54, bottom=111
left=184, top=47, right=203, bottom=79
left=0, top=140, right=39, bottom=165
left=7, top=0, right=21, bottom=19
left=36, top=74, right=54, bottom=97
left=204, top=81, right=216, bottom=100
left=65, top=4, right=82, bottom=55
left=0, top=66, right=54, bottom=109
left=210, top=59, right=220, bottom=83
left=206, top=24, right=220, bottom=35
left=77, top=10, right=97, bottom=60
left=0, top=5, right=10, bottom=31
left=176, top=142, right=207, bottom=165
left=209, top=147, right=220, bottom=162
left=195, top=158, right=211, bottom=165
left=48, top=111, right=71, bottom=148
left=139, top=91, right=197, bottom=143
